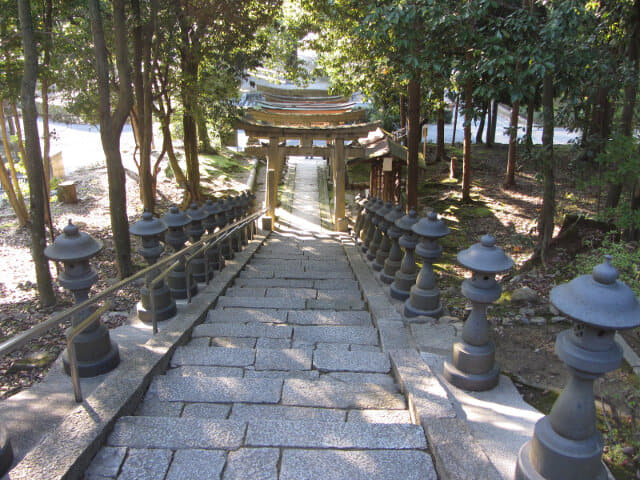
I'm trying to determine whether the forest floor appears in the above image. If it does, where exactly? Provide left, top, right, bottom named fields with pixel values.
left=0, top=146, right=255, bottom=399
left=348, top=143, right=640, bottom=478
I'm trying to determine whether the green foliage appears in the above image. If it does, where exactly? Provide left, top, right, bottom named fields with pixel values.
left=594, top=135, right=640, bottom=231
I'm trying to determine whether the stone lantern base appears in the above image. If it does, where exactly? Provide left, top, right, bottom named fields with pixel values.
left=62, top=323, right=120, bottom=377
left=443, top=340, right=499, bottom=391
left=137, top=281, right=177, bottom=323
left=167, top=269, right=198, bottom=300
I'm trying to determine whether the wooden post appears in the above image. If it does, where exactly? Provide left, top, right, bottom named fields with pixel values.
left=263, top=169, right=276, bottom=230
left=333, top=137, right=347, bottom=231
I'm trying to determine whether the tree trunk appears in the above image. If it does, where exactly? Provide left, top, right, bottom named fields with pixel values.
left=525, top=97, right=535, bottom=147
left=505, top=100, right=519, bottom=188
left=461, top=78, right=472, bottom=203
left=475, top=102, right=487, bottom=144
left=399, top=94, right=408, bottom=146
left=435, top=87, right=446, bottom=162
left=41, top=0, right=53, bottom=192
left=197, top=114, right=213, bottom=153
left=18, top=0, right=56, bottom=307
left=11, top=103, right=29, bottom=175
left=606, top=0, right=640, bottom=209
left=451, top=94, right=459, bottom=145
left=0, top=102, right=29, bottom=222
left=180, top=36, right=201, bottom=204
left=89, top=0, right=133, bottom=278
left=486, top=100, right=493, bottom=147
left=538, top=72, right=555, bottom=258
left=489, top=99, right=498, bottom=145
left=406, top=76, right=420, bottom=211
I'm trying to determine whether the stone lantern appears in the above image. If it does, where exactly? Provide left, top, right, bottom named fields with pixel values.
left=390, top=209, right=420, bottom=300
left=44, top=220, right=119, bottom=377
left=203, top=198, right=224, bottom=271
left=219, top=198, right=234, bottom=261
left=130, top=211, right=177, bottom=322
left=360, top=197, right=378, bottom=253
left=239, top=192, right=250, bottom=246
left=367, top=201, right=392, bottom=262
left=404, top=210, right=450, bottom=318
left=162, top=205, right=197, bottom=299
left=380, top=204, right=406, bottom=284
left=186, top=203, right=212, bottom=283
left=353, top=194, right=368, bottom=241
left=356, top=196, right=373, bottom=246
left=375, top=203, right=404, bottom=274
left=443, top=234, right=513, bottom=391
left=516, top=256, right=640, bottom=480
left=364, top=198, right=384, bottom=255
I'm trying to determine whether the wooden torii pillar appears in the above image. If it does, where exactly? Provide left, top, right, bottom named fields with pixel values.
left=263, top=136, right=280, bottom=230
left=332, top=137, right=347, bottom=232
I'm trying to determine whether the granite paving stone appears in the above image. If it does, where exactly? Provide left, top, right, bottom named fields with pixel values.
left=325, top=372, right=397, bottom=386
left=165, top=366, right=244, bottom=378
left=306, top=298, right=366, bottom=310
left=284, top=271, right=355, bottom=280
left=117, top=448, right=172, bottom=480
left=165, top=449, right=226, bottom=480
left=246, top=420, right=427, bottom=449
left=230, top=404, right=346, bottom=422
left=294, top=326, right=378, bottom=345
left=350, top=344, right=382, bottom=352
left=279, top=449, right=437, bottom=480
left=207, top=308, right=287, bottom=324
left=193, top=323, right=292, bottom=339
left=235, top=278, right=314, bottom=288
left=186, top=337, right=210, bottom=347
left=108, top=417, right=245, bottom=449
left=217, top=296, right=306, bottom=309
left=316, top=290, right=362, bottom=301
left=256, top=337, right=291, bottom=349
left=286, top=310, right=371, bottom=326
left=313, top=350, right=390, bottom=373
left=210, top=337, right=257, bottom=348
left=155, top=376, right=283, bottom=403
left=171, top=346, right=255, bottom=367
left=255, top=348, right=312, bottom=370
left=314, top=279, right=359, bottom=290
left=85, top=446, right=127, bottom=479
left=225, top=287, right=267, bottom=297
left=282, top=379, right=405, bottom=409
left=266, top=287, right=317, bottom=299
left=181, top=403, right=231, bottom=419
left=134, top=399, right=183, bottom=417
left=223, top=448, right=279, bottom=480
left=347, top=409, right=413, bottom=424
left=242, top=369, right=320, bottom=380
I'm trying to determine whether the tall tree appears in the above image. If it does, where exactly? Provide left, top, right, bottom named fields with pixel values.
left=17, top=0, right=55, bottom=306
left=88, top=0, right=133, bottom=278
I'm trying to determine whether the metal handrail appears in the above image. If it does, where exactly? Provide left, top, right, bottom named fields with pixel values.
left=67, top=302, right=112, bottom=402
left=0, top=209, right=265, bottom=359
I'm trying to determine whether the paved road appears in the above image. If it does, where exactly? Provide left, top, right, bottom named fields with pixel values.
left=84, top=159, right=437, bottom=480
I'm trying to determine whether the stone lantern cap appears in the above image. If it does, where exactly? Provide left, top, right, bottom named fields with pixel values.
left=457, top=234, right=513, bottom=274
left=130, top=211, right=167, bottom=238
left=45, top=220, right=103, bottom=262
left=162, top=205, right=190, bottom=228
left=186, top=203, right=207, bottom=222
left=550, top=255, right=640, bottom=330
left=364, top=196, right=378, bottom=213
left=204, top=198, right=223, bottom=216
left=394, top=209, right=420, bottom=235
left=412, top=211, right=450, bottom=239
left=374, top=202, right=393, bottom=223
left=384, top=204, right=404, bottom=226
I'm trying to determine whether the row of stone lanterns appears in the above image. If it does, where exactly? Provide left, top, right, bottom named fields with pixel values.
left=354, top=195, right=640, bottom=479
left=43, top=192, right=255, bottom=382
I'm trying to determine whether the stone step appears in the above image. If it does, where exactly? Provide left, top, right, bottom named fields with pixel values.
left=279, top=449, right=436, bottom=480
left=238, top=270, right=355, bottom=280
left=217, top=296, right=306, bottom=310
left=193, top=322, right=293, bottom=340
left=155, top=376, right=283, bottom=403
left=245, top=419, right=427, bottom=450
left=234, top=278, right=314, bottom=288
left=313, top=349, right=390, bottom=373
left=229, top=404, right=346, bottom=422
left=206, top=308, right=287, bottom=324
left=287, top=310, right=372, bottom=326
left=293, top=325, right=378, bottom=346
left=171, top=346, right=255, bottom=367
left=282, top=379, right=405, bottom=409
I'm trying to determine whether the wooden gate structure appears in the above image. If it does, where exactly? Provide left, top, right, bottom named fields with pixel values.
left=238, top=86, right=379, bottom=231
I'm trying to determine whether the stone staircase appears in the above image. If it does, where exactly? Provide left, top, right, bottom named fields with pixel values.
left=85, top=232, right=437, bottom=479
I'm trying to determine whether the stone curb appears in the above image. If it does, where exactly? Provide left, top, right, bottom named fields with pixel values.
left=342, top=240, right=501, bottom=480
left=8, top=234, right=268, bottom=480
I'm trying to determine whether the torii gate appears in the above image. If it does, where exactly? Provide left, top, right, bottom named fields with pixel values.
left=238, top=118, right=380, bottom=231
